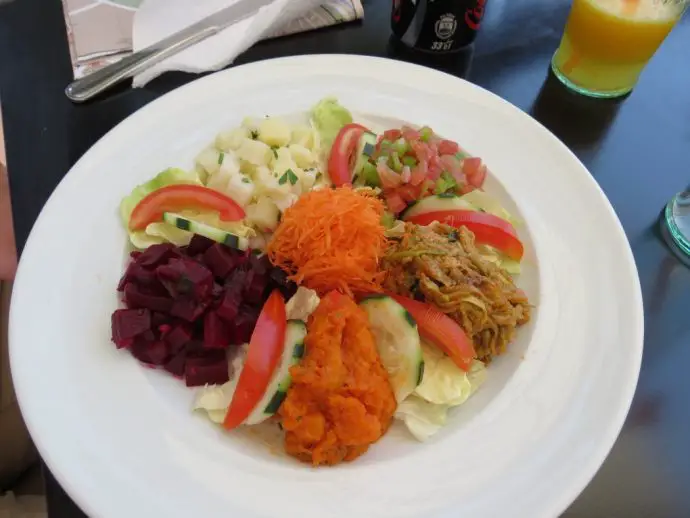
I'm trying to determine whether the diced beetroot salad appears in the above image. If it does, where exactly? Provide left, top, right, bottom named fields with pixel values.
left=111, top=235, right=297, bottom=387
left=372, top=126, right=487, bottom=214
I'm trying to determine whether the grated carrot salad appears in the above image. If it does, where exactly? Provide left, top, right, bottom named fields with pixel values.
left=266, top=187, right=388, bottom=297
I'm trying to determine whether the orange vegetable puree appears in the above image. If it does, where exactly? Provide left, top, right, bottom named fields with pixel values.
left=278, top=292, right=396, bottom=466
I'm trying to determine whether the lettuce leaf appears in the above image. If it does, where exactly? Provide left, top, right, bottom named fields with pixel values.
left=310, top=97, right=353, bottom=158
left=395, top=341, right=487, bottom=442
left=395, top=396, right=449, bottom=442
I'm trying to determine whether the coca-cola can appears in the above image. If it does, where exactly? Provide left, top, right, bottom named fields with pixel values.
left=391, top=0, right=488, bottom=53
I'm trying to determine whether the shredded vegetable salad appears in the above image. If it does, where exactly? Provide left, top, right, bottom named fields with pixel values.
left=110, top=97, right=532, bottom=465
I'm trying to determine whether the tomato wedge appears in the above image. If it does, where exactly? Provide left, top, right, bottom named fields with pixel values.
left=388, top=294, right=475, bottom=372
left=129, top=185, right=245, bottom=231
left=223, top=290, right=287, bottom=430
left=405, top=210, right=524, bottom=261
left=328, top=123, right=369, bottom=187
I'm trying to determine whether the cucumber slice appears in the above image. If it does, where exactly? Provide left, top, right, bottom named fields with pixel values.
left=244, top=320, right=307, bottom=425
left=401, top=193, right=476, bottom=220
left=353, top=131, right=379, bottom=182
left=360, top=295, right=424, bottom=402
left=162, top=212, right=249, bottom=250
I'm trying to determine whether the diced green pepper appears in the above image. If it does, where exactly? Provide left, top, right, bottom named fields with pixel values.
left=434, top=171, right=458, bottom=194
left=402, top=156, right=418, bottom=168
left=361, top=161, right=380, bottom=187
left=394, top=138, right=409, bottom=155
left=379, top=139, right=393, bottom=152
left=390, top=152, right=403, bottom=173
left=419, top=126, right=434, bottom=142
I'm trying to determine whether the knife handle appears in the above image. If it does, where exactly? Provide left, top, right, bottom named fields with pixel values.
left=65, top=26, right=217, bottom=103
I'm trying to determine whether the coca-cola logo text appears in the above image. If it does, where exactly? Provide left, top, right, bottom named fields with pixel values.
left=464, top=0, right=486, bottom=31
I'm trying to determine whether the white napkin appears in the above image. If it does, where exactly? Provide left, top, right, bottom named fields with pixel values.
left=132, top=0, right=323, bottom=87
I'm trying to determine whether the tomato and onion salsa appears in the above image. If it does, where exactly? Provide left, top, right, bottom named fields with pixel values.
left=330, top=124, right=488, bottom=215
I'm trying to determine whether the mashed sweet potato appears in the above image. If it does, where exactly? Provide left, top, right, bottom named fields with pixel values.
left=278, top=291, right=396, bottom=465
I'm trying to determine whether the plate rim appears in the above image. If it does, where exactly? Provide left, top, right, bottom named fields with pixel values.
left=9, top=54, right=644, bottom=518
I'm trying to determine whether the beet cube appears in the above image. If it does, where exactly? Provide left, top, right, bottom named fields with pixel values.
left=230, top=306, right=258, bottom=345
left=184, top=350, right=229, bottom=387
left=157, top=258, right=213, bottom=300
left=111, top=308, right=151, bottom=348
left=217, top=286, right=241, bottom=322
left=134, top=243, right=176, bottom=269
left=131, top=339, right=170, bottom=366
left=165, top=323, right=193, bottom=354
left=203, top=243, right=239, bottom=279
left=164, top=352, right=187, bottom=378
left=117, top=261, right=158, bottom=292
left=170, top=296, right=208, bottom=322
left=187, top=234, right=215, bottom=256
left=203, top=311, right=230, bottom=349
left=124, top=283, right=173, bottom=313
left=249, top=254, right=271, bottom=276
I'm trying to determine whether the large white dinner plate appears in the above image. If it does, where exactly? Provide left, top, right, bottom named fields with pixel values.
left=9, top=55, right=642, bottom=518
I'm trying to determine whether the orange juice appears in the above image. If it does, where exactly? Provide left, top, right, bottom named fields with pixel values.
left=552, top=0, right=685, bottom=97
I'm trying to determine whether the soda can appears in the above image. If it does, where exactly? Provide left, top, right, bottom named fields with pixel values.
left=391, top=0, right=488, bottom=53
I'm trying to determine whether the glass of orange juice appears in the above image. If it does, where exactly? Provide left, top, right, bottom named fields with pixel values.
left=551, top=0, right=687, bottom=98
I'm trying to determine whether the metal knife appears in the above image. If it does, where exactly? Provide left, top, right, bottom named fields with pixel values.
left=65, top=0, right=274, bottom=103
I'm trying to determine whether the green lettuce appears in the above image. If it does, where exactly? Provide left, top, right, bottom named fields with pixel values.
left=310, top=97, right=353, bottom=157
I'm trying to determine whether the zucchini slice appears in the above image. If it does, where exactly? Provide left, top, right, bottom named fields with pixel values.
left=162, top=212, right=249, bottom=250
left=360, top=295, right=424, bottom=402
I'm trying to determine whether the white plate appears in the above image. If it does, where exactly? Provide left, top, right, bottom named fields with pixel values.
left=9, top=55, right=643, bottom=518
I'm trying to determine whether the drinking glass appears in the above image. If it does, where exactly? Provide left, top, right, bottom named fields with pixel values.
left=551, top=0, right=687, bottom=98
left=661, top=191, right=690, bottom=265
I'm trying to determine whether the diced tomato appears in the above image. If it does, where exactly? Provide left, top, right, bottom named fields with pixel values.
left=401, top=166, right=412, bottom=183
left=377, top=162, right=403, bottom=189
left=388, top=294, right=475, bottom=371
left=427, top=155, right=442, bottom=180
left=129, top=184, right=245, bottom=231
left=384, top=191, right=407, bottom=214
left=409, top=165, right=427, bottom=186
left=383, top=129, right=402, bottom=142
left=410, top=140, right=432, bottom=164
left=438, top=140, right=459, bottom=155
left=440, top=154, right=465, bottom=183
left=462, top=157, right=482, bottom=178
left=223, top=290, right=287, bottom=430
left=401, top=126, right=421, bottom=141
left=405, top=210, right=524, bottom=260
left=328, top=123, right=369, bottom=187
left=420, top=179, right=436, bottom=198
left=462, top=157, right=486, bottom=188
left=395, top=184, right=421, bottom=203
